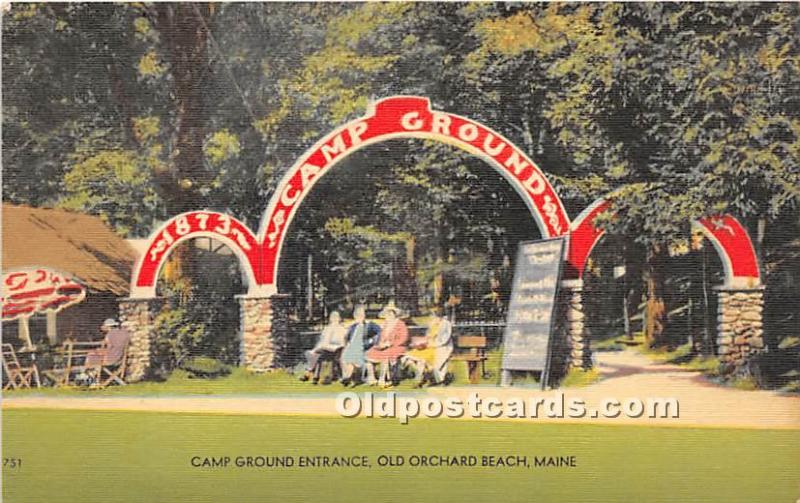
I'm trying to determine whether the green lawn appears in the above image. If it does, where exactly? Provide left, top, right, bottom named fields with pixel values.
left=3, top=349, right=511, bottom=397
left=3, top=409, right=798, bottom=502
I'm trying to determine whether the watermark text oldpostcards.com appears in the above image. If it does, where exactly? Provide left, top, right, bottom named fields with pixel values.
left=336, top=392, right=679, bottom=424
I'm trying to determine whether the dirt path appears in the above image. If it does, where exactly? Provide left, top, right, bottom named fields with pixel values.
left=429, top=351, right=800, bottom=429
left=4, top=349, right=799, bottom=429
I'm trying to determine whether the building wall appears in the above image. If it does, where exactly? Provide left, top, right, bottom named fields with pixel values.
left=2, top=292, right=121, bottom=346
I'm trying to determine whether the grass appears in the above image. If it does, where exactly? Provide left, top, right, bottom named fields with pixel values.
left=779, top=380, right=800, bottom=393
left=591, top=336, right=628, bottom=352
left=3, top=367, right=341, bottom=397
left=3, top=409, right=799, bottom=502
left=632, top=335, right=725, bottom=374
left=560, top=367, right=601, bottom=388
left=4, top=349, right=508, bottom=398
left=730, top=376, right=758, bottom=391
left=639, top=340, right=694, bottom=364
left=682, top=355, right=721, bottom=375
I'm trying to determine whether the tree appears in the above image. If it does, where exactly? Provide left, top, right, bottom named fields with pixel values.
left=464, top=3, right=800, bottom=346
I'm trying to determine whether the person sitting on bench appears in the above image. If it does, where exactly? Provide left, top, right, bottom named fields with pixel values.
left=340, top=305, right=381, bottom=387
left=405, top=306, right=453, bottom=387
left=365, top=302, right=408, bottom=388
left=300, top=311, right=346, bottom=384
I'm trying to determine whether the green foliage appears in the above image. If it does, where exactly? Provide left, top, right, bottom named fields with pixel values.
left=179, top=357, right=232, bottom=379
left=151, top=307, right=207, bottom=378
left=5, top=2, right=799, bottom=242
left=59, top=147, right=162, bottom=237
left=204, top=129, right=241, bottom=167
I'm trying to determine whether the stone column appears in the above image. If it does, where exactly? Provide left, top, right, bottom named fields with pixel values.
left=237, top=294, right=291, bottom=371
left=562, top=280, right=590, bottom=369
left=118, top=298, right=163, bottom=382
left=715, top=287, right=764, bottom=374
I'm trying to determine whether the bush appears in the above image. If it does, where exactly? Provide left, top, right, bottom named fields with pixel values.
left=180, top=357, right=232, bottom=379
left=150, top=307, right=206, bottom=379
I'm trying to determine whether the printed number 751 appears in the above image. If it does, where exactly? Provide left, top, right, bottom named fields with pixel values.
left=4, top=458, right=22, bottom=469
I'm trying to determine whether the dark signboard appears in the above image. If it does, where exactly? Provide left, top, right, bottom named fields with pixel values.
left=501, top=237, right=565, bottom=383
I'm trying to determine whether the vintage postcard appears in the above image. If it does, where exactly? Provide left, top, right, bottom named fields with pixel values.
left=2, top=2, right=799, bottom=501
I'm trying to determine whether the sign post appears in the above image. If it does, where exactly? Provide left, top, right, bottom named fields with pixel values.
left=501, top=237, right=566, bottom=389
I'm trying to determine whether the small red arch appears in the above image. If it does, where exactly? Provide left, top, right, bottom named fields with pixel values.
left=564, top=198, right=761, bottom=288
left=130, top=211, right=262, bottom=298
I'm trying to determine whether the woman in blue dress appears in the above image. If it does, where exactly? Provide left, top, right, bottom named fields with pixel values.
left=340, top=305, right=380, bottom=386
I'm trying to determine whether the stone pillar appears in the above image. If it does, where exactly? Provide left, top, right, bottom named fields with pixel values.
left=237, top=295, right=290, bottom=371
left=562, top=280, right=590, bottom=369
left=715, top=287, right=764, bottom=373
left=118, top=298, right=162, bottom=382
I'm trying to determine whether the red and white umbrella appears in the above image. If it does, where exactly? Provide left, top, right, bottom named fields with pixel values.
left=2, top=268, right=87, bottom=321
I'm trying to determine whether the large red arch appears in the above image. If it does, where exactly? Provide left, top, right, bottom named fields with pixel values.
left=564, top=198, right=761, bottom=288
left=256, top=96, right=571, bottom=294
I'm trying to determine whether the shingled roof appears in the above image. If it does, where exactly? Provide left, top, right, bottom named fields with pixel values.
left=2, top=204, right=137, bottom=296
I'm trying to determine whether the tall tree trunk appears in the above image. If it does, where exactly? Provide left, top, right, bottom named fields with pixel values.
left=644, top=245, right=668, bottom=348
left=148, top=3, right=214, bottom=297
left=393, top=237, right=419, bottom=315
left=433, top=255, right=444, bottom=306
left=755, top=217, right=766, bottom=275
left=623, top=240, right=645, bottom=339
left=405, top=236, right=419, bottom=313
left=151, top=3, right=214, bottom=215
left=700, top=243, right=714, bottom=356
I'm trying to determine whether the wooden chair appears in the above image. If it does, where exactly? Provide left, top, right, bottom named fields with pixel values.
left=53, top=340, right=129, bottom=388
left=92, top=341, right=129, bottom=388
left=43, top=341, right=96, bottom=386
left=2, top=343, right=41, bottom=389
left=450, top=335, right=488, bottom=384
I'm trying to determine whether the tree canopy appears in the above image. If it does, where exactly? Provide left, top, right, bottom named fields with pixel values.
left=4, top=3, right=799, bottom=341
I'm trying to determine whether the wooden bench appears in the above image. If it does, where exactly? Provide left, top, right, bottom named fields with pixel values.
left=450, top=335, right=487, bottom=384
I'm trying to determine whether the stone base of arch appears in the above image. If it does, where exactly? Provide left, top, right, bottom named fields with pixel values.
left=237, top=294, right=291, bottom=372
left=118, top=297, right=164, bottom=382
left=715, top=286, right=765, bottom=374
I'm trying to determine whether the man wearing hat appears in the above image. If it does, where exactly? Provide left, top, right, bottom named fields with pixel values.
left=365, top=301, right=409, bottom=387
left=84, top=318, right=131, bottom=370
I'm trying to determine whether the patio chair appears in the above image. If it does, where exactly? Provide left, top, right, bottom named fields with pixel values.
left=89, top=341, right=129, bottom=388
left=2, top=343, right=41, bottom=389
left=43, top=341, right=95, bottom=387
left=44, top=333, right=130, bottom=388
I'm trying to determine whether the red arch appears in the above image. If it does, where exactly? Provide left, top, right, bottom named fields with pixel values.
left=564, top=198, right=761, bottom=287
left=130, top=211, right=262, bottom=298
left=256, top=96, right=571, bottom=294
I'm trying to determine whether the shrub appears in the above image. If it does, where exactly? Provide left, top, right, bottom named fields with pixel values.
left=180, top=357, right=232, bottom=379
left=150, top=307, right=206, bottom=379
